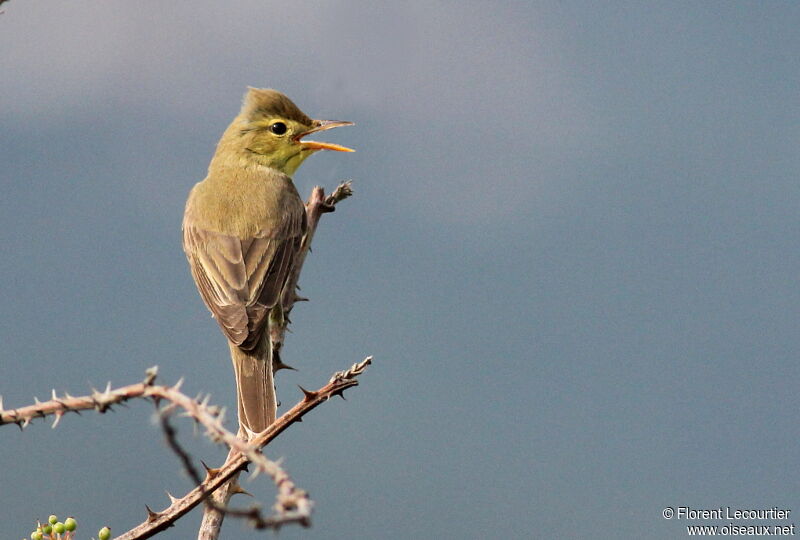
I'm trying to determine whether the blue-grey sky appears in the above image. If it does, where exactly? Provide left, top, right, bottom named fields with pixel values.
left=1, top=2, right=799, bottom=539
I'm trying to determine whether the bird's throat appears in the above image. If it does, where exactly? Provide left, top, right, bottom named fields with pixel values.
left=243, top=146, right=312, bottom=177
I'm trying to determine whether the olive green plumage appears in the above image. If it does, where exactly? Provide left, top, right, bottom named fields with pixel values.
left=183, top=88, right=352, bottom=434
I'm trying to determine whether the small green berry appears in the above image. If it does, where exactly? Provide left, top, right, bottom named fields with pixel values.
left=48, top=515, right=58, bottom=525
left=64, top=517, right=77, bottom=531
left=53, top=522, right=66, bottom=534
left=98, top=526, right=111, bottom=540
left=31, top=532, right=43, bottom=540
left=42, top=524, right=52, bottom=534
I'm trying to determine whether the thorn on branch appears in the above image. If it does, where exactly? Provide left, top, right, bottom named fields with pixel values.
left=273, top=359, right=297, bottom=373
left=199, top=394, right=211, bottom=409
left=145, top=505, right=159, bottom=523
left=231, top=483, right=253, bottom=498
left=298, top=386, right=317, bottom=402
left=144, top=365, right=159, bottom=385
left=201, top=460, right=222, bottom=480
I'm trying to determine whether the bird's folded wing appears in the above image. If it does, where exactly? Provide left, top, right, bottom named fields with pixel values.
left=183, top=225, right=297, bottom=349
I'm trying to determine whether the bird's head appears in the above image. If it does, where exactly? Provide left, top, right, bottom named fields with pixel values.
left=234, top=88, right=354, bottom=176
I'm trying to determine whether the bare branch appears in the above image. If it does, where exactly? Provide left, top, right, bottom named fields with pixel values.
left=1, top=368, right=161, bottom=428
left=159, top=408, right=308, bottom=531
left=271, top=181, right=353, bottom=363
left=1, top=357, right=371, bottom=539
left=117, top=356, right=371, bottom=539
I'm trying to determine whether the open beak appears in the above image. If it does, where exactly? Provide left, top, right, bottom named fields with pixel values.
left=294, top=120, right=355, bottom=152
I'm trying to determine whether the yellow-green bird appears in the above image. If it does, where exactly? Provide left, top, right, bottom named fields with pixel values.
left=183, top=88, right=353, bottom=435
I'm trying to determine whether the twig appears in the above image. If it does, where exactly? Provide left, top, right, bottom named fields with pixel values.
left=159, top=408, right=307, bottom=530
left=117, top=356, right=371, bottom=539
left=270, top=181, right=353, bottom=364
left=0, top=368, right=234, bottom=439
left=1, top=367, right=162, bottom=428
left=0, top=357, right=371, bottom=539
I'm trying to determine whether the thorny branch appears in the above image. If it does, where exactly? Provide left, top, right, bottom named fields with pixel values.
left=159, top=406, right=307, bottom=531
left=271, top=181, right=353, bottom=366
left=1, top=356, right=372, bottom=539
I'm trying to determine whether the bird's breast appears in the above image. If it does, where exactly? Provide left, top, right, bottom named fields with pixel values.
left=185, top=166, right=303, bottom=239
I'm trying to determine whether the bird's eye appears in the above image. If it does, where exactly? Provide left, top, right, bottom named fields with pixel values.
left=269, top=122, right=288, bottom=135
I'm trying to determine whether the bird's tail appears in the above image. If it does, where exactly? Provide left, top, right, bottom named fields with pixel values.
left=229, top=336, right=276, bottom=435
